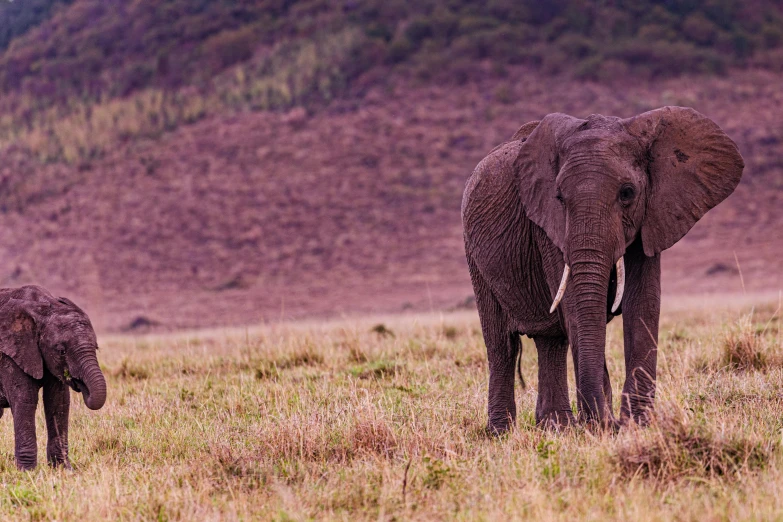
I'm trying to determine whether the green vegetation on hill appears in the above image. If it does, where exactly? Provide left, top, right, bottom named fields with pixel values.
left=0, top=0, right=73, bottom=51
left=352, top=0, right=783, bottom=80
left=0, top=0, right=781, bottom=164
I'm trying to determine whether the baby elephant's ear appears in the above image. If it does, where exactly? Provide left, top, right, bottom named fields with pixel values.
left=0, top=300, right=43, bottom=379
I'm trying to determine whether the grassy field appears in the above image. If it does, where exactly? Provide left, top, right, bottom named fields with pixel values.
left=0, top=298, right=781, bottom=520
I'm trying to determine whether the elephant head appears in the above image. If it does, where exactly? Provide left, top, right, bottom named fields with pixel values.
left=0, top=287, right=107, bottom=410
left=515, top=107, right=743, bottom=422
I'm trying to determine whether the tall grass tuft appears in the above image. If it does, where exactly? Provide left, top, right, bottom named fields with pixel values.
left=613, top=400, right=776, bottom=481
left=722, top=312, right=767, bottom=370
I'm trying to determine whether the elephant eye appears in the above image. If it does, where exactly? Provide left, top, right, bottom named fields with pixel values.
left=555, top=189, right=564, bottom=204
left=619, top=184, right=636, bottom=205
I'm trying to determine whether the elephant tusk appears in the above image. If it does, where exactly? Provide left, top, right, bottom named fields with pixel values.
left=611, top=256, right=625, bottom=313
left=549, top=264, right=570, bottom=313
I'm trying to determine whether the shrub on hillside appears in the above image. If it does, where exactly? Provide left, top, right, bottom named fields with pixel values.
left=2, top=0, right=783, bottom=164
left=608, top=39, right=726, bottom=77
left=762, top=23, right=783, bottom=48
left=556, top=33, right=596, bottom=59
left=683, top=12, right=721, bottom=45
left=386, top=37, right=415, bottom=64
left=404, top=17, right=435, bottom=47
left=637, top=23, right=679, bottom=42
left=0, top=0, right=72, bottom=51
left=202, top=26, right=258, bottom=73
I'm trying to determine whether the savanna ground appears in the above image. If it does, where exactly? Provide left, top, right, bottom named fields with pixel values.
left=0, top=295, right=781, bottom=521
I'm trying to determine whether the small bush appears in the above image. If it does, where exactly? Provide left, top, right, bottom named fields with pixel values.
left=456, top=16, right=500, bottom=36
left=371, top=324, right=394, bottom=338
left=441, top=325, right=459, bottom=340
left=613, top=402, right=775, bottom=481
left=422, top=456, right=452, bottom=490
left=201, top=26, right=258, bottom=72
left=350, top=360, right=400, bottom=380
left=254, top=363, right=281, bottom=381
left=722, top=314, right=766, bottom=371
left=285, top=346, right=324, bottom=368
left=556, top=33, right=596, bottom=59
left=573, top=54, right=604, bottom=80
left=608, top=39, right=726, bottom=77
left=347, top=344, right=369, bottom=363
left=404, top=17, right=434, bottom=47
left=762, top=23, right=783, bottom=49
left=351, top=418, right=397, bottom=457
left=732, top=30, right=757, bottom=59
left=113, top=358, right=150, bottom=380
left=636, top=24, right=678, bottom=42
left=386, top=38, right=415, bottom=64
left=91, top=434, right=123, bottom=454
left=683, top=13, right=720, bottom=46
left=255, top=342, right=323, bottom=379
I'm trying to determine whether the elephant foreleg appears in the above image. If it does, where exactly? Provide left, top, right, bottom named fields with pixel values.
left=533, top=336, right=574, bottom=428
left=486, top=329, right=521, bottom=435
left=43, top=373, right=71, bottom=468
left=620, top=238, right=661, bottom=425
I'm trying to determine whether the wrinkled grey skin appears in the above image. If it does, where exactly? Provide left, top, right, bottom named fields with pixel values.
left=0, top=285, right=107, bottom=470
left=462, top=107, right=744, bottom=433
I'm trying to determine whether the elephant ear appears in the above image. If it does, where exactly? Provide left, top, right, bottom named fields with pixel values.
left=513, top=113, right=585, bottom=252
left=0, top=299, right=43, bottom=379
left=624, top=106, right=744, bottom=257
left=510, top=120, right=541, bottom=141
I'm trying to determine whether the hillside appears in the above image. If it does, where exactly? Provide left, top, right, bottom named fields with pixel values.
left=2, top=0, right=782, bottom=163
left=0, top=1, right=781, bottom=331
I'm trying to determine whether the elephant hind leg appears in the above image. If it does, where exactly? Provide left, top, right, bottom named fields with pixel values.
left=533, top=336, right=575, bottom=429
left=469, top=258, right=519, bottom=435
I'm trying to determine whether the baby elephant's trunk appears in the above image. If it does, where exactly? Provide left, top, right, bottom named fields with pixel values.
left=80, top=356, right=107, bottom=410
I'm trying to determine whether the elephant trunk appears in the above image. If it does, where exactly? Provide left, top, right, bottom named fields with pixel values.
left=75, top=345, right=107, bottom=410
left=567, top=241, right=615, bottom=426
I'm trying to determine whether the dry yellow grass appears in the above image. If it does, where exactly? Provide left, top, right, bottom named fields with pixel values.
left=0, top=300, right=781, bottom=520
left=0, top=28, right=365, bottom=164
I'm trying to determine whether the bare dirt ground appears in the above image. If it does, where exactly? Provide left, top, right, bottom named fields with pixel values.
left=0, top=66, right=780, bottom=331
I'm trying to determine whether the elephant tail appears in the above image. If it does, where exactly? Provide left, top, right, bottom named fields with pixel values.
left=516, top=344, right=525, bottom=389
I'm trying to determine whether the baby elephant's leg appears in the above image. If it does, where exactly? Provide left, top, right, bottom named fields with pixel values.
left=9, top=388, right=39, bottom=471
left=43, top=374, right=71, bottom=468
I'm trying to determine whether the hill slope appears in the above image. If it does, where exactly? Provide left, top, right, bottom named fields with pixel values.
left=1, top=65, right=781, bottom=330
left=1, top=0, right=782, bottom=163
left=0, top=1, right=781, bottom=330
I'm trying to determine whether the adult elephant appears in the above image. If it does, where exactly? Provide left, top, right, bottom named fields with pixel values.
left=462, top=107, right=743, bottom=433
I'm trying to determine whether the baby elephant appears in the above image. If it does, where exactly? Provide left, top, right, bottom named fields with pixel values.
left=0, top=285, right=106, bottom=470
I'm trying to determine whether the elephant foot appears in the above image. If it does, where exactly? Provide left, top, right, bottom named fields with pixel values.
left=581, top=415, right=621, bottom=433
left=620, top=397, right=655, bottom=427
left=536, top=410, right=576, bottom=431
left=15, top=459, right=37, bottom=471
left=620, top=409, right=654, bottom=428
left=486, top=415, right=515, bottom=436
left=48, top=455, right=72, bottom=470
